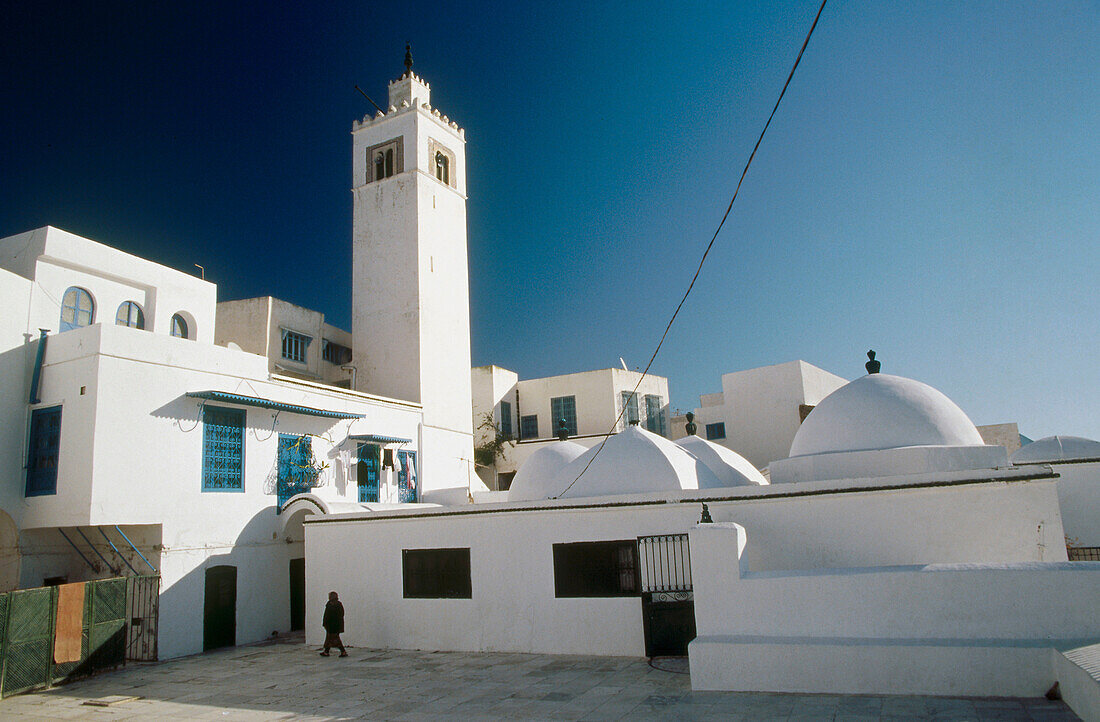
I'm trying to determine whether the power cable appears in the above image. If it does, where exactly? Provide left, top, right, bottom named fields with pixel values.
left=555, top=0, right=829, bottom=498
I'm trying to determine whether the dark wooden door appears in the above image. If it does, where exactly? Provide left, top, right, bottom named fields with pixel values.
left=289, top=558, right=305, bottom=631
left=203, top=566, right=236, bottom=651
left=642, top=595, right=696, bottom=657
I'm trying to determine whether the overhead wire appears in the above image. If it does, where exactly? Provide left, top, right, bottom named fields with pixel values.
left=555, top=0, right=829, bottom=498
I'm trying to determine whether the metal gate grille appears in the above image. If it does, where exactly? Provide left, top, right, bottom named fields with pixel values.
left=638, top=534, right=692, bottom=594
left=127, top=576, right=159, bottom=661
left=0, top=575, right=159, bottom=698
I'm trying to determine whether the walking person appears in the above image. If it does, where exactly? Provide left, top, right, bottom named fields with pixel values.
left=320, top=591, right=347, bottom=657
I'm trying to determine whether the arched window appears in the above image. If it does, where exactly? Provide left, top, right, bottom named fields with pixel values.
left=374, top=152, right=385, bottom=182
left=115, top=301, right=145, bottom=329
left=435, top=152, right=449, bottom=185
left=60, top=287, right=94, bottom=332
left=385, top=148, right=394, bottom=177
left=367, top=137, right=402, bottom=183
left=170, top=313, right=189, bottom=339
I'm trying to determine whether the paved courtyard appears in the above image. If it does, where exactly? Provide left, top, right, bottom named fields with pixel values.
left=0, top=634, right=1081, bottom=720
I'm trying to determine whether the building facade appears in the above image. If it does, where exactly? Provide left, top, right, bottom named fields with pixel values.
left=471, top=366, right=670, bottom=490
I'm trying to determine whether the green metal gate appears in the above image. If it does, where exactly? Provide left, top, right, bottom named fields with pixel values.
left=0, top=576, right=156, bottom=698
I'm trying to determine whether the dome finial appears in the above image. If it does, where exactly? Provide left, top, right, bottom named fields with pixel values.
left=404, top=43, right=414, bottom=77
left=556, top=418, right=569, bottom=441
left=684, top=412, right=697, bottom=436
left=865, top=349, right=881, bottom=374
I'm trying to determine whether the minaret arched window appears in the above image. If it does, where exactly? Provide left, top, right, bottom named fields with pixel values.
left=435, top=151, right=449, bottom=185
left=60, top=287, right=94, bottom=332
left=367, top=138, right=402, bottom=183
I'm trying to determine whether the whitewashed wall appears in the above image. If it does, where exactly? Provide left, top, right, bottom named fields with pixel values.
left=688, top=523, right=1100, bottom=697
left=304, top=473, right=1064, bottom=657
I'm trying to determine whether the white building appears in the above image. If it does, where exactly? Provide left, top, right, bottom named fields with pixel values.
left=471, top=365, right=670, bottom=490
left=670, top=360, right=847, bottom=470
left=304, top=363, right=1100, bottom=718
left=216, top=297, right=354, bottom=389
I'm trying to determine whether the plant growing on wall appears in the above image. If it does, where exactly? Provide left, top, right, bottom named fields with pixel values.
left=473, top=412, right=513, bottom=468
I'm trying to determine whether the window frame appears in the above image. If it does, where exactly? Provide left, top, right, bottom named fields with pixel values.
left=202, top=405, right=245, bottom=492
left=499, top=400, right=513, bottom=439
left=428, top=139, right=456, bottom=188
left=644, top=395, right=666, bottom=436
left=367, top=137, right=404, bottom=183
left=553, top=540, right=639, bottom=598
left=321, top=339, right=352, bottom=365
left=115, top=300, right=145, bottom=330
left=520, top=414, right=539, bottom=440
left=705, top=422, right=726, bottom=440
left=620, top=391, right=639, bottom=429
left=550, top=396, right=578, bottom=437
left=60, top=287, right=94, bottom=332
left=26, top=406, right=62, bottom=497
left=402, top=548, right=472, bottom=599
left=280, top=329, right=312, bottom=364
left=170, top=313, right=190, bottom=339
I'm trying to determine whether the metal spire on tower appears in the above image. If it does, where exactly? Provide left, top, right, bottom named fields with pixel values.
left=404, top=43, right=413, bottom=77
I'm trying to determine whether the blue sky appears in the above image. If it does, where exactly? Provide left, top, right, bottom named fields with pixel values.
left=2, top=1, right=1098, bottom=440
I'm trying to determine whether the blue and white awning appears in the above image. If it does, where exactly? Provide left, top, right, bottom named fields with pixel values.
left=185, top=391, right=364, bottom=420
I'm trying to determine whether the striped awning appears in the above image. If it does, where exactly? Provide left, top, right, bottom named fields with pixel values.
left=347, top=434, right=413, bottom=445
left=185, top=391, right=363, bottom=420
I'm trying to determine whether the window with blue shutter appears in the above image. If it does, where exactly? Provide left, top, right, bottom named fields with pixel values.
left=705, top=422, right=726, bottom=440
left=281, top=330, right=311, bottom=363
left=277, top=434, right=313, bottom=509
left=357, top=443, right=380, bottom=502
left=520, top=414, right=539, bottom=440
left=202, top=406, right=245, bottom=491
left=26, top=406, right=62, bottom=496
left=499, top=401, right=513, bottom=438
left=645, top=395, right=667, bottom=436
left=60, top=287, right=94, bottom=332
left=620, top=392, right=639, bottom=428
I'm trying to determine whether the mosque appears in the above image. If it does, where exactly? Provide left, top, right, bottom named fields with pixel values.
left=1, top=52, right=1098, bottom=715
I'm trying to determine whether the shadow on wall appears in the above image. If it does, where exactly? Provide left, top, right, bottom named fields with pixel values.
left=0, top=510, right=19, bottom=592
left=156, top=506, right=310, bottom=660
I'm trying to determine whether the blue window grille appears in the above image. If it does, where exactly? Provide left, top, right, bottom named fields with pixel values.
left=705, top=422, right=726, bottom=441
left=202, top=406, right=245, bottom=491
left=397, top=450, right=418, bottom=503
left=520, top=414, right=539, bottom=440
left=26, top=406, right=62, bottom=496
left=277, top=434, right=315, bottom=510
left=357, top=443, right=380, bottom=503
left=281, top=329, right=311, bottom=363
left=115, top=301, right=145, bottom=329
left=171, top=313, right=189, bottom=339
left=620, top=391, right=639, bottom=429
left=550, top=396, right=577, bottom=437
left=645, top=395, right=667, bottom=436
left=60, top=287, right=94, bottom=332
left=499, top=401, right=513, bottom=438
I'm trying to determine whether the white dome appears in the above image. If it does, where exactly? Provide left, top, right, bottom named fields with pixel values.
left=507, top=441, right=587, bottom=501
left=790, top=373, right=984, bottom=458
left=1011, top=435, right=1100, bottom=465
left=675, top=435, right=768, bottom=487
left=546, top=426, right=721, bottom=500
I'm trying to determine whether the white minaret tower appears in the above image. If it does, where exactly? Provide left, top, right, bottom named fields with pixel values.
left=351, top=47, right=476, bottom=492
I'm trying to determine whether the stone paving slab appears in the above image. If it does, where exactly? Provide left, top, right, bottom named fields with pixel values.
left=0, top=635, right=1081, bottom=720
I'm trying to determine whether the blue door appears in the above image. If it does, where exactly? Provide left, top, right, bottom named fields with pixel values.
left=397, top=450, right=418, bottom=503
left=357, top=443, right=380, bottom=502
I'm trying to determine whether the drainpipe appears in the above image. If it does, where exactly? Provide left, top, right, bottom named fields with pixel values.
left=28, top=329, right=49, bottom=404
left=341, top=365, right=357, bottom=390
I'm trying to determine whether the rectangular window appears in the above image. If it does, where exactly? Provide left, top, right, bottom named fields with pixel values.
left=26, top=406, right=62, bottom=497
left=620, top=391, right=639, bottom=429
left=705, top=422, right=726, bottom=440
left=402, top=548, right=472, bottom=599
left=550, top=396, right=578, bottom=437
left=645, top=395, right=667, bottom=436
left=553, top=541, right=638, bottom=598
left=281, top=329, right=311, bottom=363
left=520, top=414, right=539, bottom=440
left=397, top=450, right=418, bottom=503
left=321, top=339, right=352, bottom=365
left=357, top=443, right=380, bottom=503
left=202, top=406, right=245, bottom=491
left=499, top=401, right=513, bottom=438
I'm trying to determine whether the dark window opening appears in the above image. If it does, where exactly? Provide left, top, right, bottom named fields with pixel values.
left=705, top=422, right=726, bottom=440
left=26, top=406, right=62, bottom=496
left=403, top=548, right=471, bottom=599
left=553, top=540, right=638, bottom=597
left=497, top=471, right=516, bottom=491
left=520, top=414, right=539, bottom=440
left=322, top=339, right=352, bottom=365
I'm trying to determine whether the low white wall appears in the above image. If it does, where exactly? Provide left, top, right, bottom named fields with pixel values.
left=1050, top=462, right=1100, bottom=547
left=304, top=474, right=1066, bottom=658
left=688, top=523, right=1100, bottom=697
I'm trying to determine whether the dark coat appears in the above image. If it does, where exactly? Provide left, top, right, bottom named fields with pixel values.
left=322, top=599, right=344, bottom=634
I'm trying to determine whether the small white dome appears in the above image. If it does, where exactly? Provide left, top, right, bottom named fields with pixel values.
left=790, top=373, right=984, bottom=458
left=675, top=435, right=768, bottom=487
left=508, top=441, right=587, bottom=501
left=547, top=426, right=721, bottom=500
left=1011, top=435, right=1100, bottom=465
